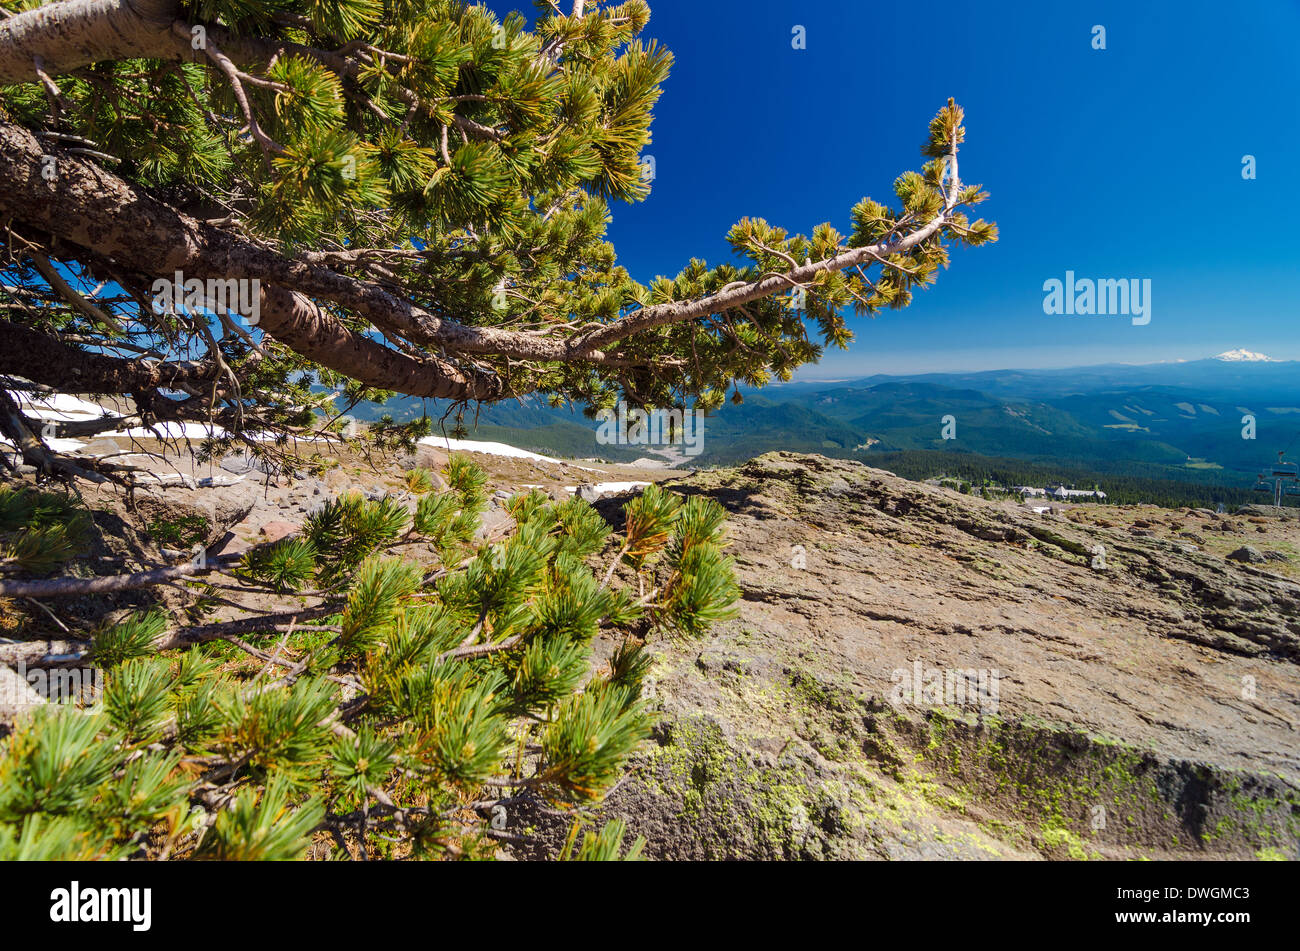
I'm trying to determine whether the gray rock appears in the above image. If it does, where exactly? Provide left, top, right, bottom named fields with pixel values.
left=822, top=477, right=852, bottom=495
left=398, top=445, right=449, bottom=472
left=129, top=482, right=257, bottom=548
left=218, top=454, right=251, bottom=474
left=323, top=468, right=352, bottom=490
left=212, top=486, right=259, bottom=530
left=0, top=665, right=46, bottom=726
left=475, top=507, right=515, bottom=542
left=1226, top=546, right=1266, bottom=564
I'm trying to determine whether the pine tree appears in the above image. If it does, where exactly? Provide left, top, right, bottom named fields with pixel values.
left=0, top=0, right=995, bottom=860
left=0, top=454, right=734, bottom=859
left=0, top=0, right=993, bottom=475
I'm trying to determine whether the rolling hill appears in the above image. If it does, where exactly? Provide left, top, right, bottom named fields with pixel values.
left=339, top=356, right=1300, bottom=498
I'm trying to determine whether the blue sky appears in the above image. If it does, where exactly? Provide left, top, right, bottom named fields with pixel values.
left=512, top=0, right=1300, bottom=377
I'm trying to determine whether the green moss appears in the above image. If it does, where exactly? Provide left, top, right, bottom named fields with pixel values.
left=640, top=717, right=827, bottom=857
left=895, top=710, right=1300, bottom=859
left=632, top=638, right=1299, bottom=860
left=147, top=514, right=209, bottom=548
left=1040, top=823, right=1100, bottom=861
left=1203, top=778, right=1300, bottom=846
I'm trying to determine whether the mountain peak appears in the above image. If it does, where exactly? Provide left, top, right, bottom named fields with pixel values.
left=1215, top=349, right=1274, bottom=362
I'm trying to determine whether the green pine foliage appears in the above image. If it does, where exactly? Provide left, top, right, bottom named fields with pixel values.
left=91, top=610, right=169, bottom=669
left=301, top=491, right=413, bottom=586
left=0, top=455, right=739, bottom=859
left=404, top=467, right=435, bottom=494
left=561, top=817, right=645, bottom=861
left=0, top=0, right=989, bottom=861
left=0, top=485, right=90, bottom=576
left=0, top=2, right=993, bottom=465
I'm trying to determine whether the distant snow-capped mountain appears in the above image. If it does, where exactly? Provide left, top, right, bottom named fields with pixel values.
left=1214, top=349, right=1274, bottom=362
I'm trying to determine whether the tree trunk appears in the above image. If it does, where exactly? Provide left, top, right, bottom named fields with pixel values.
left=0, top=0, right=183, bottom=85
left=0, top=119, right=503, bottom=401
left=0, top=319, right=215, bottom=393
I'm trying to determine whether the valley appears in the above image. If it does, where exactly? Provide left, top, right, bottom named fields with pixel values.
left=342, top=353, right=1300, bottom=511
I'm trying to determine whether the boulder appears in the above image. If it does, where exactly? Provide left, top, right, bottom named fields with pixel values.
left=399, top=444, right=449, bottom=472
left=132, top=484, right=257, bottom=547
left=1226, top=546, right=1266, bottom=564
left=259, top=520, right=301, bottom=543
left=0, top=665, right=45, bottom=730
left=475, top=507, right=515, bottom=542
left=323, top=468, right=352, bottom=490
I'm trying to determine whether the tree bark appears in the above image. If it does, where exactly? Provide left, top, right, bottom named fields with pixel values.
left=0, top=0, right=182, bottom=85
left=0, top=386, right=109, bottom=481
left=0, top=119, right=504, bottom=401
left=0, top=551, right=243, bottom=598
left=255, top=286, right=504, bottom=400
left=0, top=318, right=215, bottom=393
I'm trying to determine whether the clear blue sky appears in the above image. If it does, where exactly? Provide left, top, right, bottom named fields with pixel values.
left=504, top=0, right=1300, bottom=377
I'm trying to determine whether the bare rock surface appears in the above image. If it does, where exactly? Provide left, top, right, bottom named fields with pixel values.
left=516, top=452, right=1300, bottom=860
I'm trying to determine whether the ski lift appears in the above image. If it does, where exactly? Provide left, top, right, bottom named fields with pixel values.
left=1253, top=452, right=1300, bottom=507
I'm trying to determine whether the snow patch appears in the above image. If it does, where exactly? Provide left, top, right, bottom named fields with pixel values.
left=9, top=390, right=116, bottom=421
left=563, top=481, right=650, bottom=495
left=418, top=436, right=601, bottom=471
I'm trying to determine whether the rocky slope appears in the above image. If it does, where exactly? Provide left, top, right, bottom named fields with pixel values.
left=6, top=445, right=1298, bottom=860
left=519, top=452, right=1300, bottom=860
